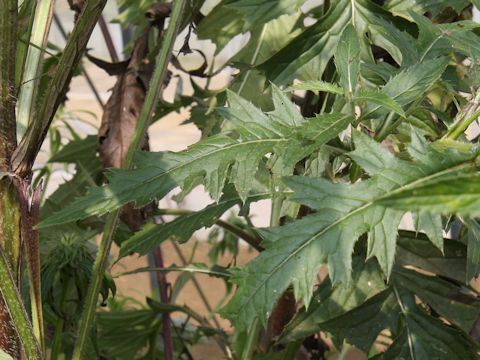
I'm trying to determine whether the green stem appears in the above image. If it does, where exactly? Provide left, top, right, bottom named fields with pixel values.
left=374, top=111, right=396, bottom=141
left=11, top=0, right=108, bottom=177
left=15, top=0, right=36, bottom=89
left=71, top=2, right=187, bottom=358
left=443, top=105, right=480, bottom=140
left=155, top=208, right=263, bottom=251
left=50, top=277, right=69, bottom=360
left=124, top=0, right=186, bottom=165
left=0, top=250, right=42, bottom=360
left=241, top=318, right=261, bottom=360
left=16, top=0, right=55, bottom=141
left=270, top=195, right=284, bottom=227
left=49, top=317, right=64, bottom=360
left=0, top=0, right=17, bottom=171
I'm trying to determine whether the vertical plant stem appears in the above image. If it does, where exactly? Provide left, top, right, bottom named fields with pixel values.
left=22, top=183, right=45, bottom=352
left=15, top=0, right=37, bottom=89
left=50, top=279, right=69, bottom=360
left=0, top=249, right=42, bottom=360
left=49, top=317, right=64, bottom=360
left=0, top=180, right=21, bottom=358
left=71, top=1, right=187, bottom=358
left=15, top=0, right=36, bottom=89
left=0, top=1, right=20, bottom=355
left=374, top=111, right=396, bottom=141
left=241, top=318, right=261, bottom=360
left=0, top=0, right=17, bottom=170
left=16, top=0, right=55, bottom=141
left=12, top=0, right=108, bottom=177
left=153, top=246, right=174, bottom=360
left=270, top=196, right=283, bottom=228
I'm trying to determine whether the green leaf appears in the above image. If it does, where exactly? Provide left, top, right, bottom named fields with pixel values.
left=225, top=0, right=303, bottom=32
left=463, top=218, right=480, bottom=282
left=376, top=285, right=479, bottom=360
left=335, top=24, right=361, bottom=95
left=258, top=0, right=351, bottom=84
left=259, top=0, right=412, bottom=83
left=377, top=172, right=480, bottom=216
left=385, top=0, right=470, bottom=17
left=382, top=57, right=449, bottom=107
left=413, top=212, right=444, bottom=251
left=325, top=272, right=479, bottom=358
left=48, top=135, right=98, bottom=164
left=196, top=0, right=244, bottom=53
left=396, top=230, right=466, bottom=283
left=354, top=90, right=406, bottom=118
left=0, top=349, right=13, bottom=360
left=119, top=189, right=271, bottom=257
left=322, top=289, right=399, bottom=353
left=40, top=89, right=351, bottom=229
left=280, top=258, right=386, bottom=343
left=221, top=132, right=480, bottom=330
left=285, top=81, right=344, bottom=95
left=363, top=57, right=449, bottom=118
left=394, top=267, right=480, bottom=334
left=197, top=0, right=302, bottom=54
left=231, top=13, right=302, bottom=66
left=98, top=309, right=160, bottom=359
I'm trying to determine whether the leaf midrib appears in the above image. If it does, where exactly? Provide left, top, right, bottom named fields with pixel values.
left=121, top=138, right=287, bottom=195
left=235, top=160, right=475, bottom=318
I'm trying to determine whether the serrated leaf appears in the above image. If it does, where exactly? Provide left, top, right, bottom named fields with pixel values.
left=367, top=16, right=419, bottom=66
left=221, top=132, right=480, bottom=330
left=285, top=81, right=343, bottom=95
left=258, top=0, right=351, bottom=84
left=40, top=90, right=350, bottom=229
left=377, top=172, right=480, bottom=216
left=413, top=212, right=444, bottom=251
left=382, top=57, right=449, bottom=106
left=354, top=90, right=406, bottom=117
left=335, top=24, right=361, bottom=95
left=197, top=0, right=303, bottom=54
left=280, top=258, right=386, bottom=343
left=363, top=57, right=449, bottom=118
